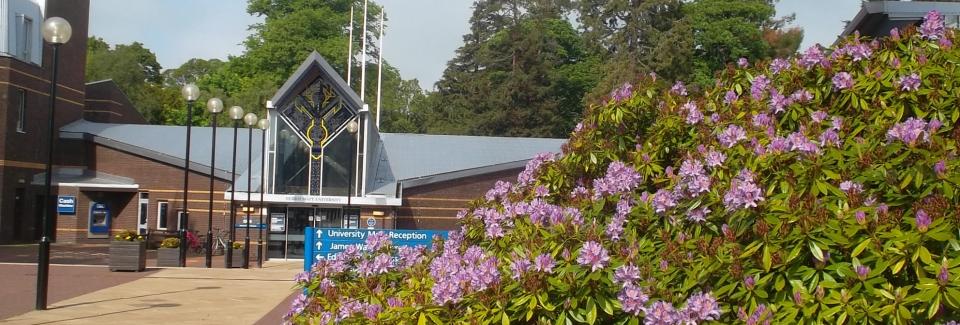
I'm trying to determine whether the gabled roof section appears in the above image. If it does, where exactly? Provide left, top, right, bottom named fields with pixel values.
left=367, top=133, right=566, bottom=197
left=60, top=120, right=263, bottom=182
left=270, top=51, right=364, bottom=112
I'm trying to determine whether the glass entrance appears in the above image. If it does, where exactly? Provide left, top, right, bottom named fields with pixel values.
left=267, top=206, right=346, bottom=259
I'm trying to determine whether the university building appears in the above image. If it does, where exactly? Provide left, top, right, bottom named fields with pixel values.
left=9, top=0, right=958, bottom=262
left=0, top=0, right=565, bottom=262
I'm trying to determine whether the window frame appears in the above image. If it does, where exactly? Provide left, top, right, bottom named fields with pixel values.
left=15, top=88, right=26, bottom=133
left=156, top=201, right=169, bottom=230
left=15, top=14, right=32, bottom=61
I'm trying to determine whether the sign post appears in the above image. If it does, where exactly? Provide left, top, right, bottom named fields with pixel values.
left=304, top=227, right=448, bottom=271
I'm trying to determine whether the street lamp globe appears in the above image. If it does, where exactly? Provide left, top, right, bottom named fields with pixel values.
left=41, top=17, right=71, bottom=44
left=257, top=118, right=269, bottom=130
left=346, top=119, right=359, bottom=134
left=244, top=113, right=258, bottom=127
left=228, top=106, right=244, bottom=120
left=181, top=84, right=200, bottom=102
left=207, top=98, right=223, bottom=114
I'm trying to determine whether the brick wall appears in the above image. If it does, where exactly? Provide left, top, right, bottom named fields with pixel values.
left=0, top=0, right=91, bottom=243
left=54, top=143, right=267, bottom=245
left=395, top=168, right=521, bottom=230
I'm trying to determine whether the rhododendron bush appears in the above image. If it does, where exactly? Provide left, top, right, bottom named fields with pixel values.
left=287, top=12, right=959, bottom=324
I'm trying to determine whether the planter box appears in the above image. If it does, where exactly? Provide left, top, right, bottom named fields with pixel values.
left=110, top=241, right=146, bottom=272
left=225, top=249, right=246, bottom=268
left=156, top=247, right=181, bottom=267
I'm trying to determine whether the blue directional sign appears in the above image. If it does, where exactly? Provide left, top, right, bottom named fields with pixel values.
left=304, top=227, right=448, bottom=270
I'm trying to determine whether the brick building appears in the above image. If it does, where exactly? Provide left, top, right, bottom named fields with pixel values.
left=44, top=52, right=563, bottom=261
left=0, top=1, right=565, bottom=263
left=0, top=0, right=149, bottom=243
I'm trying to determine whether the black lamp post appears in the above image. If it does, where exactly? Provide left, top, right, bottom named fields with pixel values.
left=345, top=119, right=359, bottom=225
left=242, top=112, right=258, bottom=269
left=225, top=105, right=244, bottom=268
left=256, top=118, right=269, bottom=268
left=179, top=83, right=200, bottom=268
left=35, top=16, right=71, bottom=311
left=204, top=98, right=223, bottom=268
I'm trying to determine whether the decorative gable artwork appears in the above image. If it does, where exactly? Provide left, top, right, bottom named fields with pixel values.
left=270, top=52, right=366, bottom=196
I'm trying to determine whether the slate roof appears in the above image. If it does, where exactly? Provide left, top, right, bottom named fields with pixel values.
left=60, top=120, right=265, bottom=192
left=367, top=133, right=566, bottom=197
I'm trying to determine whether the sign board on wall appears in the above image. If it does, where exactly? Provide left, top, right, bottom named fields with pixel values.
left=57, top=195, right=76, bottom=215
left=304, top=227, right=449, bottom=270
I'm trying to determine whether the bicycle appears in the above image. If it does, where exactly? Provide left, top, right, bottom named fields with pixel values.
left=197, top=228, right=228, bottom=256
left=211, top=228, right=227, bottom=256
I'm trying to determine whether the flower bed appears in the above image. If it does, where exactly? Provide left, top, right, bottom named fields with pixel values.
left=286, top=11, right=959, bottom=324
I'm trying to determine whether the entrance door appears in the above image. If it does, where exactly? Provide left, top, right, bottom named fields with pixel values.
left=267, top=207, right=287, bottom=259
left=314, top=208, right=342, bottom=228
left=137, top=192, right=149, bottom=235
left=285, top=208, right=311, bottom=259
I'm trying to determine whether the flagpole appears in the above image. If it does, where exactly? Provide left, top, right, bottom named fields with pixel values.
left=360, top=0, right=368, bottom=101
left=376, top=10, right=384, bottom=129
left=347, top=6, right=354, bottom=87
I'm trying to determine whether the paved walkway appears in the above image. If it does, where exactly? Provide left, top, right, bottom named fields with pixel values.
left=1, top=261, right=300, bottom=325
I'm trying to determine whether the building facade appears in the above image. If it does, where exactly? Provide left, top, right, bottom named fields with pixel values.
left=37, top=52, right=564, bottom=262
left=0, top=0, right=95, bottom=243
left=0, top=1, right=561, bottom=262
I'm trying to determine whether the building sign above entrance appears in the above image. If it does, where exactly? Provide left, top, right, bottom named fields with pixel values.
left=304, top=227, right=449, bottom=270
left=227, top=192, right=402, bottom=207
left=281, top=194, right=346, bottom=204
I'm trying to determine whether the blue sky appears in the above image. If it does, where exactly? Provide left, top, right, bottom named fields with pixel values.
left=88, top=0, right=862, bottom=90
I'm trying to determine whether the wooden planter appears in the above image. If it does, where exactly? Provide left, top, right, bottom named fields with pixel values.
left=110, top=240, right=146, bottom=272
left=225, top=249, right=246, bottom=268
left=156, top=247, right=181, bottom=267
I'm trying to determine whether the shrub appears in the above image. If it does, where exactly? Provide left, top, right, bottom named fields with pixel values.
left=160, top=237, right=180, bottom=248
left=287, top=11, right=959, bottom=324
left=112, top=229, right=143, bottom=242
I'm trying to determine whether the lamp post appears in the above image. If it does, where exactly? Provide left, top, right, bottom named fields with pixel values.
left=226, top=106, right=244, bottom=268
left=256, top=118, right=269, bottom=268
left=345, top=119, right=359, bottom=226
left=204, top=98, right=223, bottom=268
left=35, top=16, right=71, bottom=311
left=242, top=112, right=258, bottom=269
left=179, top=83, right=200, bottom=268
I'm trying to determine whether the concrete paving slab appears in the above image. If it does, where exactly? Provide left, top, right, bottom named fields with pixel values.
left=1, top=261, right=300, bottom=325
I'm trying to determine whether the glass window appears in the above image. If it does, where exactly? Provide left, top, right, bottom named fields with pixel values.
left=15, top=89, right=25, bottom=133
left=320, top=128, right=357, bottom=196
left=273, top=119, right=309, bottom=194
left=157, top=201, right=169, bottom=230
left=15, top=14, right=32, bottom=61
left=137, top=192, right=149, bottom=235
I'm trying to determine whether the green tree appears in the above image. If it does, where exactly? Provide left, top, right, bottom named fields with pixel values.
left=577, top=0, right=692, bottom=100
left=85, top=36, right=176, bottom=123
left=426, top=0, right=599, bottom=138
left=684, top=0, right=803, bottom=87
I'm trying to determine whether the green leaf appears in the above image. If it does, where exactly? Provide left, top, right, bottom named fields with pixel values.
left=763, top=245, right=772, bottom=271
left=586, top=300, right=597, bottom=325
left=809, top=241, right=825, bottom=262
left=418, top=312, right=427, bottom=325
left=852, top=239, right=871, bottom=258
left=928, top=295, right=941, bottom=319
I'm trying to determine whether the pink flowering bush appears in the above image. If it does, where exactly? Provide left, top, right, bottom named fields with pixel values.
left=287, top=12, right=959, bottom=324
